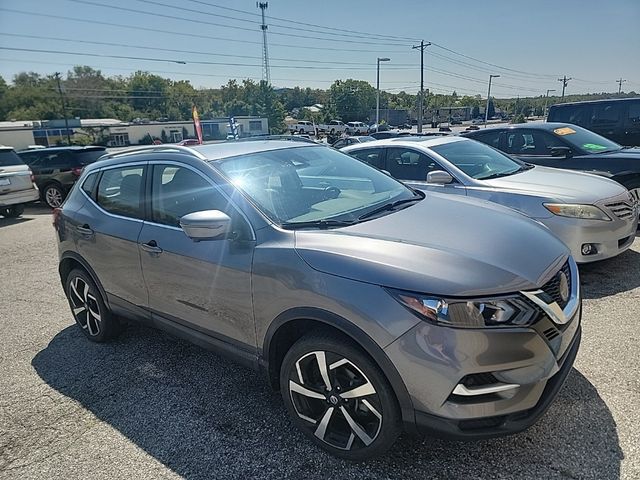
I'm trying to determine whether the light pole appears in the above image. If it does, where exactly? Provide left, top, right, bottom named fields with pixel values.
left=376, top=57, right=390, bottom=132
left=544, top=89, right=556, bottom=118
left=484, top=74, right=500, bottom=127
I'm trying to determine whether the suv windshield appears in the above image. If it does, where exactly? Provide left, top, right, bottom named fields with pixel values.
left=216, top=145, right=416, bottom=226
left=0, top=149, right=25, bottom=167
left=431, top=140, right=524, bottom=180
left=550, top=125, right=622, bottom=154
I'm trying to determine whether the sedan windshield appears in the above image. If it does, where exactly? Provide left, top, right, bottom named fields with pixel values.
left=550, top=125, right=622, bottom=154
left=431, top=139, right=523, bottom=180
left=216, top=145, right=417, bottom=226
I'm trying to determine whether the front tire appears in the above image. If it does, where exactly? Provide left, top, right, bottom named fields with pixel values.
left=280, top=334, right=401, bottom=460
left=64, top=269, right=120, bottom=342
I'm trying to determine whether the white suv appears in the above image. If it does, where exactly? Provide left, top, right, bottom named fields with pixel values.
left=0, top=147, right=39, bottom=218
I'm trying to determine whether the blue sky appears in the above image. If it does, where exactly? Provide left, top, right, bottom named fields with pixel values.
left=0, top=0, right=638, bottom=97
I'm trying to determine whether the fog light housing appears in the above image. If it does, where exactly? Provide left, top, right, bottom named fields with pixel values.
left=581, top=243, right=597, bottom=255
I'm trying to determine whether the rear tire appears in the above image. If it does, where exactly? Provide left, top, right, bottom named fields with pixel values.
left=2, top=204, right=24, bottom=218
left=43, top=183, right=65, bottom=208
left=64, top=268, right=121, bottom=342
left=280, top=333, right=401, bottom=460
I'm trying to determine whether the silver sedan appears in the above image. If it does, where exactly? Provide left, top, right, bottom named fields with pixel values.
left=344, top=136, right=638, bottom=263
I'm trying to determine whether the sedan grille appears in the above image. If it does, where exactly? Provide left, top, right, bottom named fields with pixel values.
left=605, top=201, right=635, bottom=220
left=541, top=261, right=572, bottom=309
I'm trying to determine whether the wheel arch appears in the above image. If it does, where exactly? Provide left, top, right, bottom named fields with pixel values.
left=261, top=307, right=416, bottom=428
left=59, top=251, right=110, bottom=309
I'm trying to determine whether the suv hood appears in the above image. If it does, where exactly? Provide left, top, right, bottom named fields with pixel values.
left=593, top=147, right=640, bottom=159
left=294, top=192, right=568, bottom=297
left=480, top=165, right=626, bottom=202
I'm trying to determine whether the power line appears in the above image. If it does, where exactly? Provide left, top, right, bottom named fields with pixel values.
left=0, top=46, right=419, bottom=70
left=131, top=0, right=415, bottom=44
left=0, top=33, right=401, bottom=66
left=429, top=42, right=558, bottom=80
left=0, top=8, right=407, bottom=54
left=181, top=0, right=420, bottom=43
left=64, top=0, right=410, bottom=47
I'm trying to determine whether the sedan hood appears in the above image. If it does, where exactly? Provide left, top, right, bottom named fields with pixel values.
left=294, top=192, right=568, bottom=297
left=594, top=147, right=640, bottom=159
left=480, top=165, right=626, bottom=203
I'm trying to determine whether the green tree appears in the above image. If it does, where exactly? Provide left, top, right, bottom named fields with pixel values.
left=329, top=79, right=376, bottom=122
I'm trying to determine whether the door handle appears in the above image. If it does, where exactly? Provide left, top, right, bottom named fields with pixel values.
left=140, top=240, right=163, bottom=254
left=76, top=224, right=94, bottom=236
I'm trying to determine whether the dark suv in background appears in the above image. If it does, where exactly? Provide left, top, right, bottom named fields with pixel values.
left=18, top=146, right=107, bottom=208
left=547, top=97, right=640, bottom=147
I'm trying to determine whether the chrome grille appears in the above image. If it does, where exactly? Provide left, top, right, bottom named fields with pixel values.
left=541, top=261, right=571, bottom=309
left=605, top=201, right=635, bottom=220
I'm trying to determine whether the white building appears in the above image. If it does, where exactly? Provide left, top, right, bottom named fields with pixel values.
left=0, top=116, right=269, bottom=150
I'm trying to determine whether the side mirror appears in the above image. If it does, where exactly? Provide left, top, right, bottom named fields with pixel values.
left=550, top=146, right=572, bottom=158
left=426, top=170, right=454, bottom=184
left=180, top=210, right=231, bottom=241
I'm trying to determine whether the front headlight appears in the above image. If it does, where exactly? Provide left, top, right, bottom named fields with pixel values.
left=544, top=203, right=611, bottom=221
left=386, top=288, right=538, bottom=328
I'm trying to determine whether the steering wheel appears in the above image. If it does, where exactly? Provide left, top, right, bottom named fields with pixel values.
left=323, top=186, right=341, bottom=200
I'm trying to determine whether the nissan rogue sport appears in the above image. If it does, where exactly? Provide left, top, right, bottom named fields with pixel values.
left=54, top=140, right=582, bottom=460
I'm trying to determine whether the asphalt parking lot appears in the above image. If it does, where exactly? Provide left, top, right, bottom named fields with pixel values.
left=1, top=205, right=638, bottom=480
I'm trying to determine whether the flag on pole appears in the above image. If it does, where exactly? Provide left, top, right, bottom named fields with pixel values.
left=192, top=106, right=203, bottom=144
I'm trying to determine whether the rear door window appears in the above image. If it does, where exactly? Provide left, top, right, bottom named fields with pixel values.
left=549, top=104, right=592, bottom=127
left=469, top=130, right=503, bottom=148
left=349, top=148, right=385, bottom=169
left=627, top=101, right=640, bottom=125
left=592, top=103, right=622, bottom=127
left=97, top=166, right=145, bottom=219
left=385, top=147, right=442, bottom=181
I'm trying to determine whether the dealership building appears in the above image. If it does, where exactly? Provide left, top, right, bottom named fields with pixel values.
left=0, top=116, right=269, bottom=150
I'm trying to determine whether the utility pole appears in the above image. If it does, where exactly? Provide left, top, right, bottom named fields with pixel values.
left=544, top=88, right=556, bottom=118
left=257, top=2, right=270, bottom=85
left=376, top=57, right=391, bottom=132
left=557, top=75, right=572, bottom=99
left=485, top=74, right=500, bottom=127
left=412, top=40, right=431, bottom=133
left=54, top=72, right=72, bottom=145
left=617, top=77, right=626, bottom=94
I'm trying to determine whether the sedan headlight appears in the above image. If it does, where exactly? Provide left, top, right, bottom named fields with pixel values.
left=386, top=288, right=538, bottom=328
left=544, top=203, right=611, bottom=221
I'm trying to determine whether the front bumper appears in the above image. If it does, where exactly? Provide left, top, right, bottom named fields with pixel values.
left=536, top=204, right=638, bottom=264
left=385, top=297, right=582, bottom=440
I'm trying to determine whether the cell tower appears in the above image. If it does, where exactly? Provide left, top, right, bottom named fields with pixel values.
left=257, top=2, right=271, bottom=85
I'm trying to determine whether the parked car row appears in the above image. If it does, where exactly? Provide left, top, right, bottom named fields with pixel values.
left=54, top=138, right=585, bottom=460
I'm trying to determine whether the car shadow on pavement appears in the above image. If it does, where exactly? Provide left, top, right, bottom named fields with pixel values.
left=0, top=216, right=33, bottom=226
left=32, top=324, right=622, bottom=480
left=579, top=247, right=640, bottom=299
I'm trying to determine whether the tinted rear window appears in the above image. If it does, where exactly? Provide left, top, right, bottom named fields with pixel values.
left=75, top=149, right=106, bottom=165
left=0, top=150, right=25, bottom=167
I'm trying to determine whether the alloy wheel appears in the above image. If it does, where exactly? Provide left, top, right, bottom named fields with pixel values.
left=288, top=351, right=383, bottom=451
left=630, top=187, right=640, bottom=204
left=69, top=276, right=102, bottom=336
left=45, top=186, right=63, bottom=208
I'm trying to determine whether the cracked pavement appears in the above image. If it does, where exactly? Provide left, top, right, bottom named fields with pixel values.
left=0, top=205, right=638, bottom=479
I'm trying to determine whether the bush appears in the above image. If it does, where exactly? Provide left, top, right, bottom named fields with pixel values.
left=139, top=133, right=153, bottom=145
left=511, top=114, right=527, bottom=124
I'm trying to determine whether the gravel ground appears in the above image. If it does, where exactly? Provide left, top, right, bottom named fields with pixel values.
left=0, top=205, right=638, bottom=480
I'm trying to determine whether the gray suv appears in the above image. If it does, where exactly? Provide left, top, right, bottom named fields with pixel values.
left=55, top=141, right=582, bottom=460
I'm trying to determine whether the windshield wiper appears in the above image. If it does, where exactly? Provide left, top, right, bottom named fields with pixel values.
left=478, top=168, right=523, bottom=180
left=358, top=192, right=424, bottom=221
left=280, top=219, right=357, bottom=230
